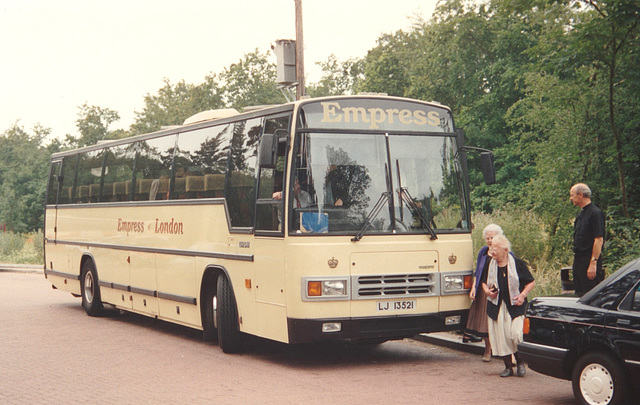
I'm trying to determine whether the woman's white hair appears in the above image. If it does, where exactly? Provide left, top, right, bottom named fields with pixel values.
left=482, top=223, right=504, bottom=239
left=491, top=234, right=512, bottom=252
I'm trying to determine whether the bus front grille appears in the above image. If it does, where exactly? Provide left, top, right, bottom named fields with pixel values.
left=351, top=273, right=439, bottom=299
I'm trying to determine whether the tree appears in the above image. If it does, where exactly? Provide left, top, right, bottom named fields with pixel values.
left=505, top=0, right=640, bottom=262
left=130, top=49, right=285, bottom=135
left=0, top=123, right=51, bottom=232
left=73, top=103, right=123, bottom=147
left=359, top=31, right=413, bottom=97
left=218, top=49, right=286, bottom=110
left=359, top=0, right=543, bottom=211
left=573, top=0, right=640, bottom=218
left=307, top=54, right=364, bottom=97
left=130, top=78, right=224, bottom=135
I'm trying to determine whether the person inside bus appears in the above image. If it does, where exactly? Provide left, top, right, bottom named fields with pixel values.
left=272, top=177, right=312, bottom=208
left=323, top=165, right=348, bottom=207
left=272, top=177, right=315, bottom=232
left=481, top=235, right=535, bottom=378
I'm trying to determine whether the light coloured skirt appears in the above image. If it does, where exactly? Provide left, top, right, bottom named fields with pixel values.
left=487, top=300, right=524, bottom=357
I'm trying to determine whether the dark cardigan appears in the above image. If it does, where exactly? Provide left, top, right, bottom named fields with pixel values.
left=481, top=256, right=535, bottom=321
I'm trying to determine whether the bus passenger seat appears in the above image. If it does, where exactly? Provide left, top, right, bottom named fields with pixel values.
left=113, top=182, right=126, bottom=201
left=205, top=174, right=224, bottom=197
left=186, top=176, right=204, bottom=198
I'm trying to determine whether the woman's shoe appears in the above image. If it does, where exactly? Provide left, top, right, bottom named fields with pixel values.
left=482, top=353, right=491, bottom=362
left=500, top=368, right=514, bottom=377
left=516, top=364, right=526, bottom=377
left=462, top=334, right=481, bottom=343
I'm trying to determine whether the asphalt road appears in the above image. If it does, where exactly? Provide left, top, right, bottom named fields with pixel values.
left=0, top=270, right=577, bottom=404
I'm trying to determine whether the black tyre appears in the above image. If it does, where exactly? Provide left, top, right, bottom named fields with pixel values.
left=216, top=275, right=243, bottom=353
left=572, top=352, right=628, bottom=405
left=80, top=260, right=103, bottom=317
left=202, top=282, right=218, bottom=342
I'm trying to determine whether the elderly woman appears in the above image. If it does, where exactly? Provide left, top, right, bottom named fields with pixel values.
left=463, top=224, right=504, bottom=362
left=481, top=235, right=535, bottom=377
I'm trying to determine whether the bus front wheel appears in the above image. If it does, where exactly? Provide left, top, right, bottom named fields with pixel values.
left=202, top=282, right=218, bottom=342
left=80, top=260, right=103, bottom=317
left=216, top=275, right=243, bottom=353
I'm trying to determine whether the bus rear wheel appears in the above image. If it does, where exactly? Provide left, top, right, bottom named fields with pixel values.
left=216, top=274, right=243, bottom=353
left=81, top=260, right=103, bottom=317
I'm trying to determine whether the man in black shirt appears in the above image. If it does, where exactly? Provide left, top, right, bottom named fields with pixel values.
left=570, top=183, right=605, bottom=296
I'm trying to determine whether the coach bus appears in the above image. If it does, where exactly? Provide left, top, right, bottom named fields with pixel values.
left=44, top=95, right=494, bottom=353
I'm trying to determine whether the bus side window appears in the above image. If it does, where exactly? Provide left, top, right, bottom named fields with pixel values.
left=103, top=144, right=137, bottom=202
left=59, top=155, right=78, bottom=205
left=46, top=161, right=62, bottom=205
left=136, top=135, right=176, bottom=201
left=173, top=125, right=231, bottom=200
left=74, top=150, right=104, bottom=204
left=256, top=116, right=290, bottom=232
left=226, top=118, right=260, bottom=228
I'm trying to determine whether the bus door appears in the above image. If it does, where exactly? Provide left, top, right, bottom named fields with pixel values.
left=45, top=159, right=63, bottom=243
left=251, top=115, right=289, bottom=341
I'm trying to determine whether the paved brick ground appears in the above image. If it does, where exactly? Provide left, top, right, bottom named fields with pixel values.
left=0, top=272, right=576, bottom=405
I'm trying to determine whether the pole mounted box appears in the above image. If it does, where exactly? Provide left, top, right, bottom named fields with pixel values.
left=273, top=39, right=297, bottom=86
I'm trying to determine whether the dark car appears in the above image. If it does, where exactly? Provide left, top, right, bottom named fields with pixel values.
left=519, top=258, right=640, bottom=405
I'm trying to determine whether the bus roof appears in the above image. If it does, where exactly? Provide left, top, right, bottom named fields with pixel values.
left=50, top=95, right=452, bottom=159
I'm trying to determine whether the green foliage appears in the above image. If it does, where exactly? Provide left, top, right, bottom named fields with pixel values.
left=0, top=231, right=43, bottom=264
left=358, top=34, right=411, bottom=96
left=0, top=124, right=50, bottom=232
left=130, top=49, right=285, bottom=135
left=130, top=78, right=224, bottom=135
left=0, top=231, right=24, bottom=256
left=473, top=208, right=566, bottom=298
left=472, top=207, right=551, bottom=267
left=603, top=216, right=640, bottom=271
left=307, top=54, right=364, bottom=97
left=71, top=103, right=122, bottom=147
left=472, top=205, right=640, bottom=298
left=217, top=49, right=286, bottom=110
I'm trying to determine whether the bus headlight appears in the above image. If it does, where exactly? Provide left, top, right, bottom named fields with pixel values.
left=303, top=278, right=349, bottom=300
left=442, top=273, right=473, bottom=294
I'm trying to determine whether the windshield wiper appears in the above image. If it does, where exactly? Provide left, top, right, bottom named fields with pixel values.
left=351, top=192, right=390, bottom=242
left=398, top=187, right=437, bottom=240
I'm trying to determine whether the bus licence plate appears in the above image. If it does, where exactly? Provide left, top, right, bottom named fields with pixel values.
left=376, top=300, right=416, bottom=312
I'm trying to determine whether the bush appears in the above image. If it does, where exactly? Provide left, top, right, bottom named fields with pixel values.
left=0, top=231, right=43, bottom=264
left=472, top=206, right=640, bottom=298
left=604, top=216, right=640, bottom=272
left=472, top=207, right=564, bottom=298
left=0, top=232, right=25, bottom=256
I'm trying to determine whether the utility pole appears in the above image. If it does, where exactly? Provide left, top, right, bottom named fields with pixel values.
left=294, top=0, right=305, bottom=99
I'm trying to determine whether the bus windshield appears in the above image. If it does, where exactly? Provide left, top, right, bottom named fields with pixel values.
left=289, top=131, right=469, bottom=236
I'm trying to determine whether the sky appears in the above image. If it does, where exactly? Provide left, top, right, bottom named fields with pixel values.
left=0, top=0, right=437, bottom=141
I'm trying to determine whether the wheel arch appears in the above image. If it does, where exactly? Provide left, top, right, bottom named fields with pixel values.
left=79, top=252, right=98, bottom=277
left=577, top=337, right=622, bottom=364
left=199, top=265, right=231, bottom=323
left=573, top=339, right=628, bottom=380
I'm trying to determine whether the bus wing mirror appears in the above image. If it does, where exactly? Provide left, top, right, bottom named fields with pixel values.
left=481, top=152, right=496, bottom=185
left=259, top=133, right=277, bottom=169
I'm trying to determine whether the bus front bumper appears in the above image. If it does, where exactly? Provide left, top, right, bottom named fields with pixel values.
left=286, top=310, right=468, bottom=344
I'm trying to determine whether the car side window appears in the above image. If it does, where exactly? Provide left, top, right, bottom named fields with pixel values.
left=592, top=271, right=640, bottom=309
left=633, top=285, right=640, bottom=312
